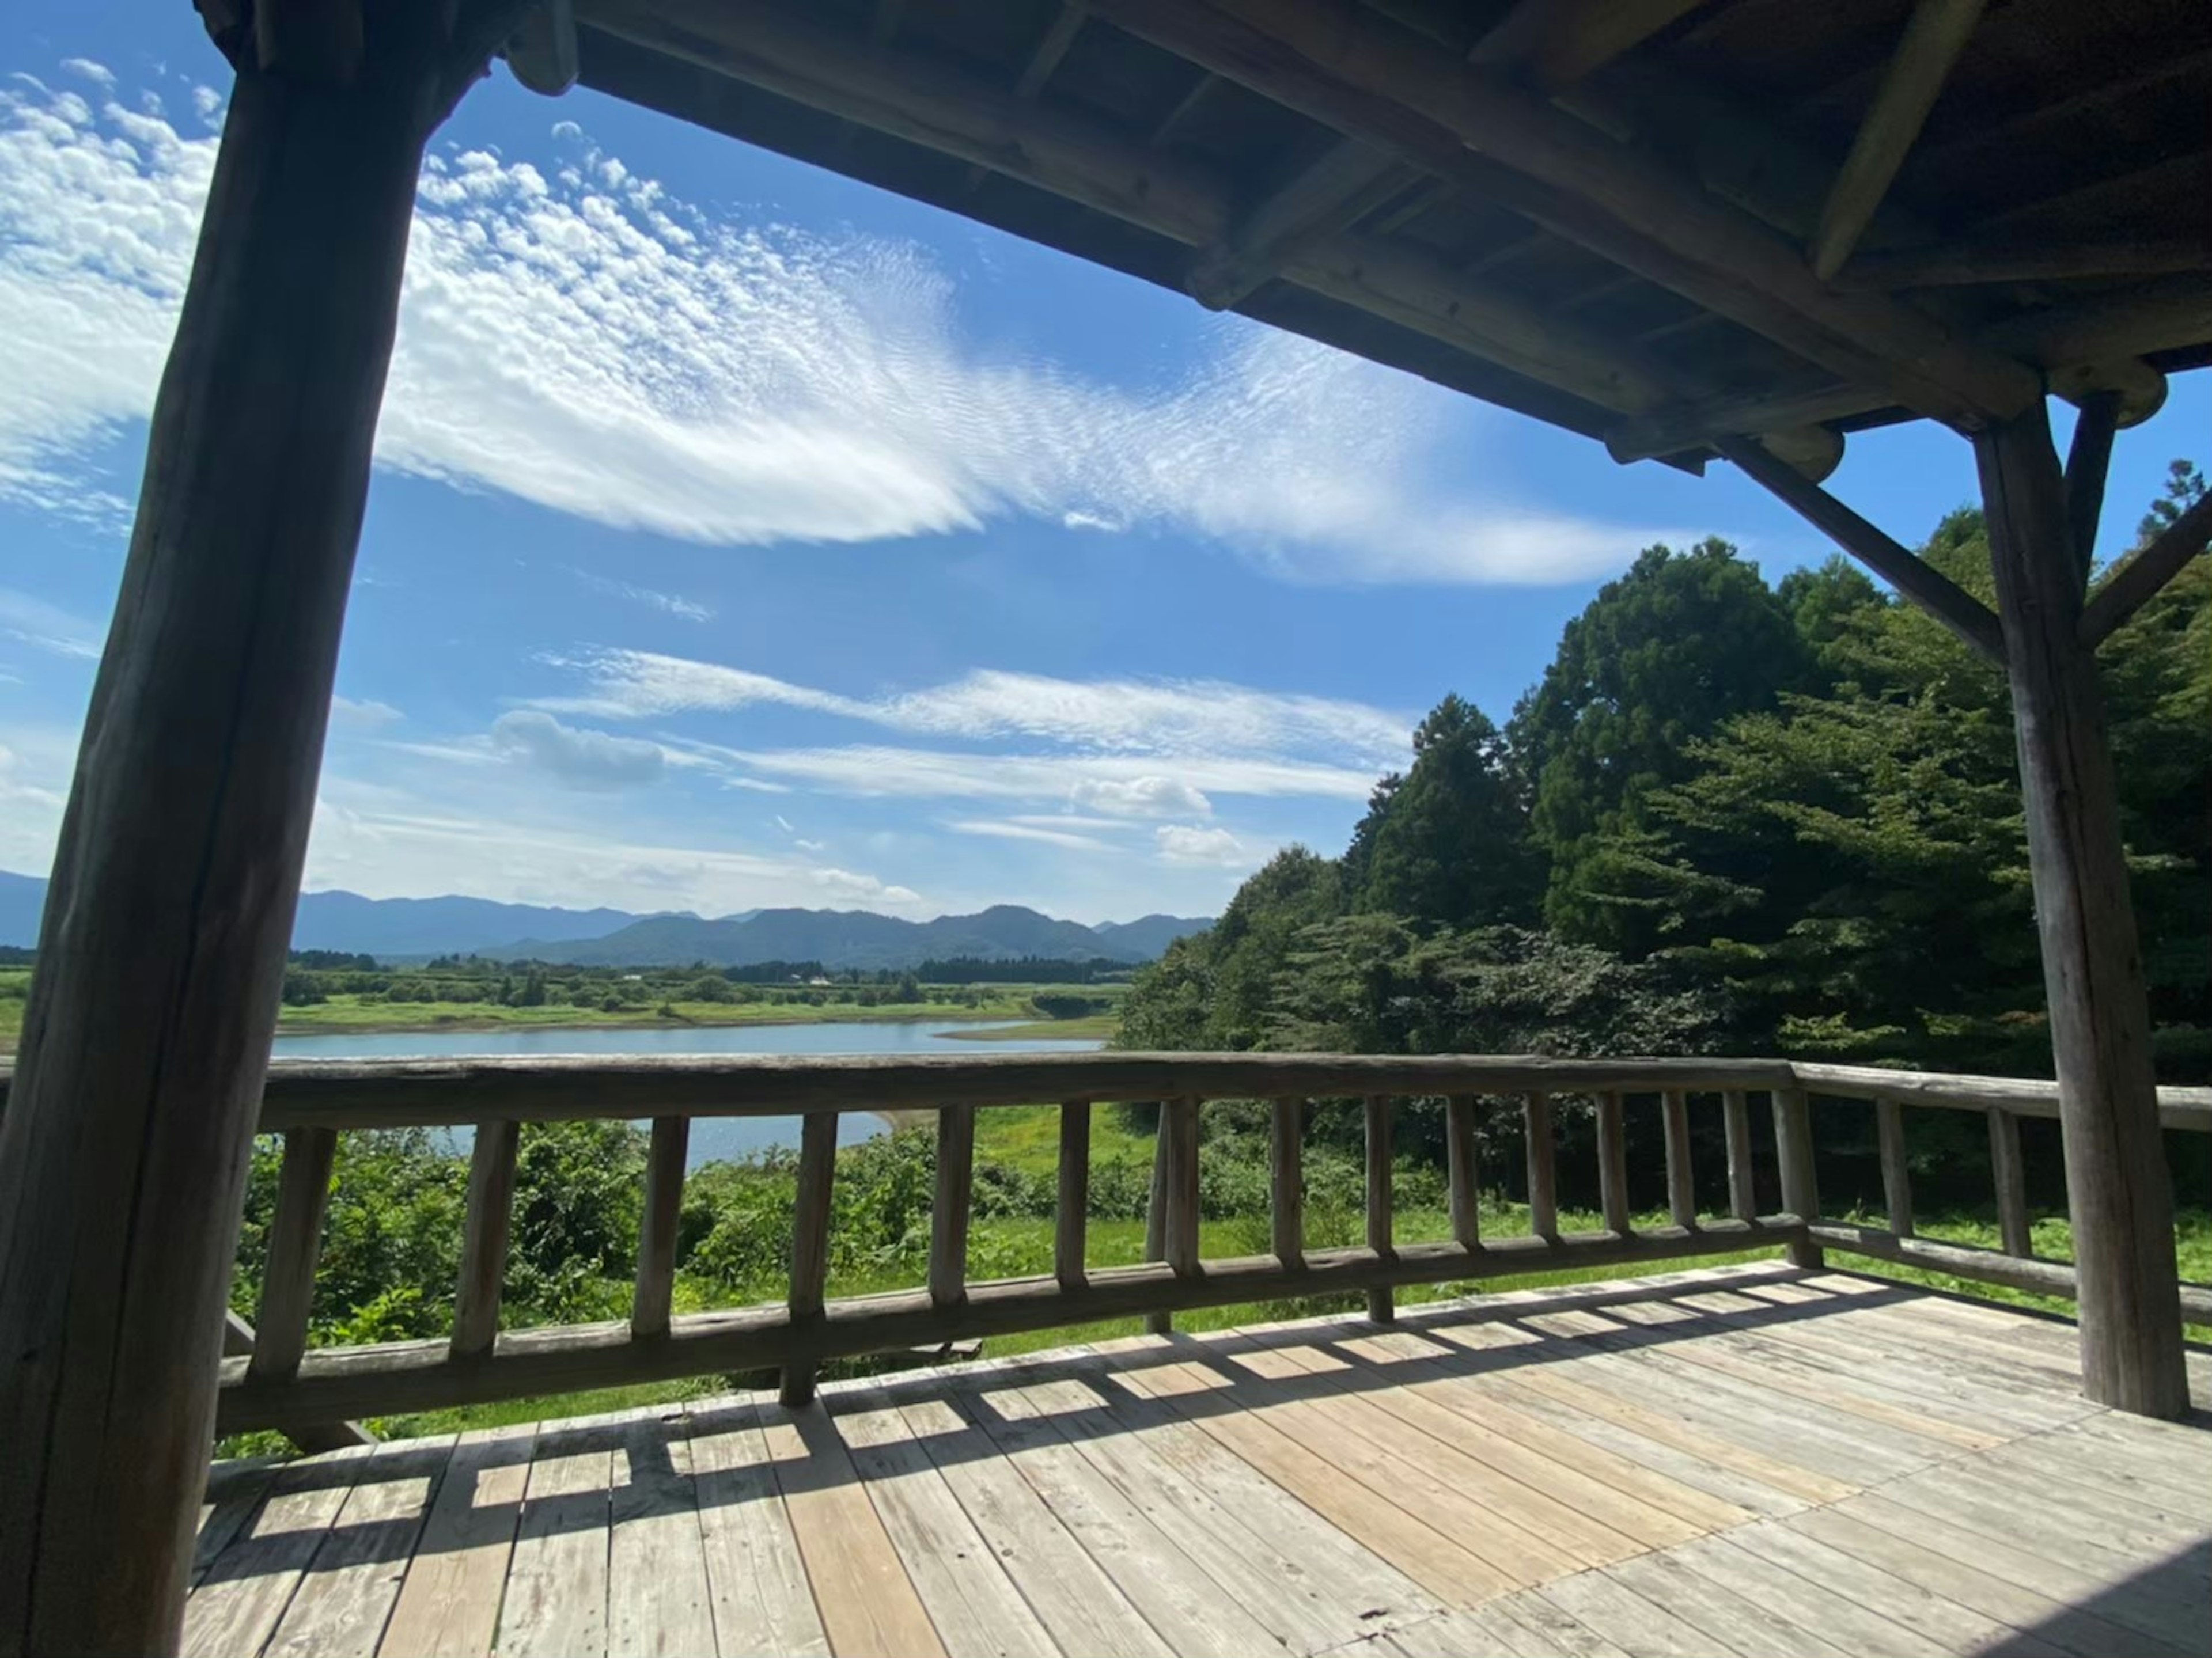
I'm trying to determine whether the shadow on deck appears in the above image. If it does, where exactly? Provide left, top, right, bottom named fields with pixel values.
left=187, top=1262, right=2212, bottom=1658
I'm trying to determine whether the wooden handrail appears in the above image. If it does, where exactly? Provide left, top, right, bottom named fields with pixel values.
left=181, top=1050, right=2211, bottom=1435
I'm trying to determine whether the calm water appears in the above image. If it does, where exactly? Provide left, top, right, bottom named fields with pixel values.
left=267, top=1019, right=1103, bottom=1166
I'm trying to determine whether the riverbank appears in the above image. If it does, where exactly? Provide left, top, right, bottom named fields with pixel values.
left=268, top=990, right=1111, bottom=1039
left=935, top=1012, right=1118, bottom=1042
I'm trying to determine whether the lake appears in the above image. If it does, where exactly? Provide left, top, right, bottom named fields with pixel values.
left=267, top=1019, right=1104, bottom=1166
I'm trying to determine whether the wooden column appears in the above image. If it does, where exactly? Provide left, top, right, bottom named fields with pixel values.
left=1523, top=1092, right=1558, bottom=1239
left=0, top=12, right=495, bottom=1650
left=631, top=1117, right=690, bottom=1340
left=1445, top=1094, right=1480, bottom=1250
left=1271, top=1097, right=1304, bottom=1268
left=1772, top=1088, right=1825, bottom=1270
left=450, top=1121, right=522, bottom=1360
left=1596, top=1092, right=1632, bottom=1235
left=1661, top=1091, right=1697, bottom=1230
left=930, top=1105, right=977, bottom=1308
left=1722, top=1090, right=1755, bottom=1222
left=780, top=1110, right=839, bottom=1407
left=1876, top=1099, right=1915, bottom=1239
left=1143, top=1105, right=1172, bottom=1335
left=1976, top=401, right=2188, bottom=1418
left=1365, top=1095, right=1395, bottom=1323
left=1055, top=1101, right=1090, bottom=1291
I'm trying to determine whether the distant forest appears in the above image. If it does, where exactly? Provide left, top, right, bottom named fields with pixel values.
left=1120, top=464, right=2209, bottom=1086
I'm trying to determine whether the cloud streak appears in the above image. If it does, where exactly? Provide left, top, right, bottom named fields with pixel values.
left=0, top=73, right=1677, bottom=585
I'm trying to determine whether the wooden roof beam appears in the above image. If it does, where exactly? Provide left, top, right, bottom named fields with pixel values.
left=1184, top=1, right=1712, bottom=324
left=2080, top=488, right=2212, bottom=648
left=1833, top=236, right=2212, bottom=292
left=1085, top=0, right=2043, bottom=427
left=582, top=0, right=1695, bottom=423
left=1808, top=0, right=1986, bottom=281
left=1718, top=437, right=2006, bottom=663
left=962, top=2, right=1088, bottom=191
left=2064, top=389, right=2121, bottom=583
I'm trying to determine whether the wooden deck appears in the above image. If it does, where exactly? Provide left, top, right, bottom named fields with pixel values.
left=186, top=1263, right=2212, bottom=1658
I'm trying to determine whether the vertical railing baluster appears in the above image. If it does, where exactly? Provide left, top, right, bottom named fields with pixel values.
left=779, top=1109, right=839, bottom=1407
left=1597, top=1091, right=1631, bottom=1235
left=247, top=1125, right=338, bottom=1386
left=1877, top=1097, right=1914, bottom=1238
left=1366, top=1094, right=1395, bottom=1323
left=1662, top=1090, right=1697, bottom=1230
left=1055, top=1100, right=1090, bottom=1291
left=1772, top=1088, right=1825, bottom=1269
left=1989, top=1107, right=2032, bottom=1257
left=632, top=1116, right=690, bottom=1340
left=1165, top=1096, right=1202, bottom=1278
left=1144, top=1103, right=1171, bottom=1335
left=451, top=1120, right=521, bottom=1361
left=1271, top=1097, right=1304, bottom=1268
left=1524, top=1091, right=1558, bottom=1240
left=1446, top=1094, right=1480, bottom=1250
left=930, top=1104, right=977, bottom=1308
left=1723, top=1089, right=1755, bottom=1221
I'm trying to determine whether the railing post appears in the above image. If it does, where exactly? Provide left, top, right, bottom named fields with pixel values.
left=632, top=1117, right=690, bottom=1340
left=1165, top=1096, right=1202, bottom=1278
left=1366, top=1095, right=1395, bottom=1323
left=452, top=1121, right=522, bottom=1361
left=1143, top=1104, right=1172, bottom=1335
left=1446, top=1094, right=1480, bottom=1250
left=1662, top=1090, right=1697, bottom=1230
left=248, top=1126, right=339, bottom=1386
left=1055, top=1101, right=1090, bottom=1291
left=1723, top=1089, right=1755, bottom=1221
left=781, top=1109, right=839, bottom=1407
left=1989, top=1107, right=2032, bottom=1258
left=1772, top=1088, right=1825, bottom=1270
left=1271, top=1097, right=1305, bottom=1268
left=1597, top=1092, right=1632, bottom=1235
left=1524, top=1091, right=1558, bottom=1239
left=1876, top=1098, right=1915, bottom=1238
left=930, top=1104, right=977, bottom=1308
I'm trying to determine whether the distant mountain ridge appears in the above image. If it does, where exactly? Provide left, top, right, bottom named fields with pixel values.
left=0, top=870, right=1209, bottom=968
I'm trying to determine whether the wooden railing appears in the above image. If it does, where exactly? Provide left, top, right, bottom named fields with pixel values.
left=10, top=1052, right=2202, bottom=1435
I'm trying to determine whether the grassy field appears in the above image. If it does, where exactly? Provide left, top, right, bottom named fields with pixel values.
left=268, top=990, right=1062, bottom=1036
left=351, top=1102, right=2212, bottom=1441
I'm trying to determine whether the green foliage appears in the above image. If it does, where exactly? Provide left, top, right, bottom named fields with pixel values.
left=1353, top=695, right=1534, bottom=928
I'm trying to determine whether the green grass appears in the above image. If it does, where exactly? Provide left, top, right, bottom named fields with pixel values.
left=270, top=989, right=1078, bottom=1035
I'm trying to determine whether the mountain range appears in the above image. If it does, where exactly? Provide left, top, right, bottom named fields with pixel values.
left=0, top=870, right=1209, bottom=968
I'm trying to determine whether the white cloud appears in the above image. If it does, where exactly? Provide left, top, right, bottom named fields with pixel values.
left=0, top=586, right=103, bottom=660
left=946, top=818, right=1118, bottom=853
left=543, top=651, right=1408, bottom=765
left=0, top=75, right=1675, bottom=585
left=1154, top=824, right=1251, bottom=868
left=1070, top=775, right=1213, bottom=818
left=569, top=568, right=712, bottom=621
left=331, top=696, right=403, bottom=729
left=699, top=743, right=1378, bottom=804
left=488, top=709, right=663, bottom=790
left=811, top=867, right=921, bottom=905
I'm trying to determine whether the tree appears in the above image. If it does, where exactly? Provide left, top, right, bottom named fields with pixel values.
left=1510, top=538, right=1809, bottom=954
left=1354, top=695, right=1535, bottom=928
left=2133, top=458, right=2205, bottom=546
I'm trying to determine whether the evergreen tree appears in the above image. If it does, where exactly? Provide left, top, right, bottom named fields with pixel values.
left=1355, top=695, right=1534, bottom=928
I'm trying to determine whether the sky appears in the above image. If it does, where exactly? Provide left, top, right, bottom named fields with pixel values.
left=1, top=5, right=2204, bottom=925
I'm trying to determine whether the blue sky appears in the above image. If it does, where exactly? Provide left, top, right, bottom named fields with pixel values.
left=2, top=4, right=2205, bottom=923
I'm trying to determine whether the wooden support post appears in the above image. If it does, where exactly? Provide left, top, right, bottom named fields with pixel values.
left=1978, top=401, right=2188, bottom=1418
left=1596, top=1092, right=1632, bottom=1236
left=1446, top=1094, right=1480, bottom=1250
left=1876, top=1099, right=1915, bottom=1238
left=1271, top=1097, right=1305, bottom=1268
left=1366, top=1095, right=1395, bottom=1323
left=631, top=1117, right=689, bottom=1340
left=1162, top=1097, right=1203, bottom=1278
left=0, top=15, right=491, bottom=1648
left=1144, top=1106, right=1172, bottom=1334
left=2078, top=487, right=2212, bottom=648
left=2064, top=389, right=2121, bottom=581
left=1772, top=1088, right=1825, bottom=1270
left=1722, top=1090, right=1755, bottom=1221
left=246, top=1126, right=339, bottom=1386
left=1662, top=1090, right=1697, bottom=1229
left=929, top=1105, right=976, bottom=1309
left=1524, top=1092, right=1559, bottom=1239
left=451, top=1122, right=522, bottom=1360
left=1989, top=1108, right=2033, bottom=1258
left=1055, top=1101, right=1090, bottom=1291
left=780, top=1110, right=838, bottom=1407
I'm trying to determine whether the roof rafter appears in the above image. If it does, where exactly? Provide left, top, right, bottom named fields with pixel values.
left=1468, top=0, right=1711, bottom=90
left=1808, top=0, right=1986, bottom=281
left=1834, top=236, right=2212, bottom=291
left=1084, top=0, right=2043, bottom=427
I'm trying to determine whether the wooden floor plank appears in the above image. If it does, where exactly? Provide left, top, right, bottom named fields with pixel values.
left=949, top=1374, right=1285, bottom=1657
left=377, top=1424, right=536, bottom=1658
left=195, top=1464, right=281, bottom=1590
left=1664, top=1532, right=1952, bottom=1658
left=185, top=1445, right=377, bottom=1658
left=760, top=1399, right=947, bottom=1658
left=892, top=1388, right=1171, bottom=1658
left=684, top=1398, right=828, bottom=1658
left=1535, top=1569, right=1722, bottom=1658
left=608, top=1411, right=717, bottom=1658
left=266, top=1437, right=453, bottom=1658
left=827, top=1388, right=1059, bottom=1658
left=1605, top=1544, right=1856, bottom=1658
left=497, top=1416, right=618, bottom=1658
left=1109, top=1348, right=1515, bottom=1606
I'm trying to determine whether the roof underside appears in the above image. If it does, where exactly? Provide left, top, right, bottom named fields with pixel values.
left=559, top=0, right=2212, bottom=475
